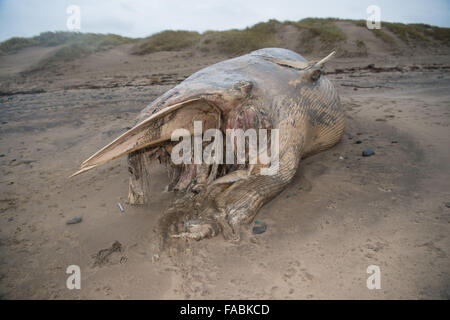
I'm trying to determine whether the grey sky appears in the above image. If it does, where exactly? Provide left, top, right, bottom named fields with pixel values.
left=0, top=0, right=449, bottom=41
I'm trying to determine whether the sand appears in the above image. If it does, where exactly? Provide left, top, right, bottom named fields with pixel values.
left=0, top=44, right=449, bottom=299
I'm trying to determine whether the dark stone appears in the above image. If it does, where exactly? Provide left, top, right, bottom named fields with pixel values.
left=252, top=221, right=267, bottom=235
left=362, top=149, right=375, bottom=157
left=286, top=193, right=296, bottom=198
left=66, top=216, right=82, bottom=225
left=355, top=140, right=362, bottom=144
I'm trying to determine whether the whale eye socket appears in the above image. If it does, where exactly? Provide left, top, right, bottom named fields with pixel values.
left=309, top=69, right=322, bottom=81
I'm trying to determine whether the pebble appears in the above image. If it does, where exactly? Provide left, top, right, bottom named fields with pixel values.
left=286, top=193, right=296, bottom=198
left=252, top=221, right=267, bottom=235
left=362, top=149, right=375, bottom=157
left=66, top=216, right=82, bottom=225
left=444, top=202, right=450, bottom=208
left=355, top=140, right=362, bottom=144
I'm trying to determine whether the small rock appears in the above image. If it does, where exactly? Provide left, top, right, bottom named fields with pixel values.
left=7, top=217, right=13, bottom=222
left=66, top=216, right=82, bottom=225
left=355, top=140, right=362, bottom=144
left=391, top=140, right=398, bottom=144
left=444, top=202, right=450, bottom=208
left=286, top=193, right=295, bottom=198
left=362, top=149, right=375, bottom=157
left=252, top=221, right=267, bottom=235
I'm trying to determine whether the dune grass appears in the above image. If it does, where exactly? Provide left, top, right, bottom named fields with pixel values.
left=17, top=32, right=137, bottom=72
left=383, top=22, right=429, bottom=42
left=133, top=20, right=281, bottom=55
left=0, top=31, right=136, bottom=72
left=373, top=29, right=397, bottom=46
left=0, top=37, right=36, bottom=55
left=1, top=19, right=448, bottom=64
left=0, top=31, right=135, bottom=56
left=208, top=20, right=280, bottom=54
left=287, top=18, right=347, bottom=46
left=409, top=24, right=450, bottom=44
left=350, top=20, right=450, bottom=46
left=196, top=18, right=345, bottom=55
left=132, top=30, right=201, bottom=54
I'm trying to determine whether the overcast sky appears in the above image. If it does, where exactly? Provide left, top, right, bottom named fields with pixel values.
left=0, top=0, right=449, bottom=41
